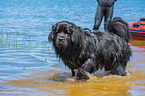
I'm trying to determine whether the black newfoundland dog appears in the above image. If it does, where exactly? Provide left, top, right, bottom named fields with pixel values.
left=48, top=17, right=132, bottom=80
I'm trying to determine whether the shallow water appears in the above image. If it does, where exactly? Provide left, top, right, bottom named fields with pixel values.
left=0, top=0, right=145, bottom=96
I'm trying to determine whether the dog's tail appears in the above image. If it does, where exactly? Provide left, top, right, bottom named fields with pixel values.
left=106, top=17, right=131, bottom=42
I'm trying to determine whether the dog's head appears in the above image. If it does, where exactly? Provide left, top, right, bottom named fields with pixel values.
left=48, top=21, right=83, bottom=49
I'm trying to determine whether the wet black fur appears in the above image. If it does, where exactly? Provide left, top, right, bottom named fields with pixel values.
left=48, top=17, right=132, bottom=80
left=106, top=17, right=131, bottom=43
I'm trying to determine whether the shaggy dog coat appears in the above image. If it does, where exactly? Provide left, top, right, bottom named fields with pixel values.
left=48, top=17, right=132, bottom=80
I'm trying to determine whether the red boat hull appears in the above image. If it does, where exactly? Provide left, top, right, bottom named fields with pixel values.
left=129, top=18, right=145, bottom=40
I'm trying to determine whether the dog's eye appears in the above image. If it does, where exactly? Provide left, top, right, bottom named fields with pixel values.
left=55, top=31, right=59, bottom=34
left=64, top=29, right=70, bottom=34
left=64, top=31, right=69, bottom=34
left=55, top=30, right=62, bottom=34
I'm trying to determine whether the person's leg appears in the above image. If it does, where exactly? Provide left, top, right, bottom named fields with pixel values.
left=104, top=6, right=114, bottom=33
left=93, top=5, right=104, bottom=32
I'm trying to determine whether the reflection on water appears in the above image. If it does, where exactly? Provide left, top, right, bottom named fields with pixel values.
left=130, top=40, right=145, bottom=49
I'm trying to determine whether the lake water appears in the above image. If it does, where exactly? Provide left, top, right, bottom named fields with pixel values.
left=0, top=0, right=145, bottom=96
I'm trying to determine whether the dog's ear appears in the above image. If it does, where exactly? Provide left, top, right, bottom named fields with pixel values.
left=48, top=25, right=55, bottom=42
left=71, top=26, right=83, bottom=43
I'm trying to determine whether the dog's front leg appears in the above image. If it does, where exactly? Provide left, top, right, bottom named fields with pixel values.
left=74, top=59, right=95, bottom=80
left=71, top=70, right=75, bottom=77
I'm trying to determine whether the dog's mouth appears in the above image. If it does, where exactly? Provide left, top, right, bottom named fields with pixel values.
left=56, top=43, right=65, bottom=47
left=56, top=42, right=68, bottom=48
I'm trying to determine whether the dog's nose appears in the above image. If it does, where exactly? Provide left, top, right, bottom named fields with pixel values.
left=58, top=36, right=65, bottom=41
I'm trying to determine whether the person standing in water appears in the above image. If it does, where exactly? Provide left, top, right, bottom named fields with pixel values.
left=93, top=0, right=117, bottom=33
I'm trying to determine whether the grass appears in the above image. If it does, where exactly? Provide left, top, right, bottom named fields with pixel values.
left=0, top=31, right=52, bottom=62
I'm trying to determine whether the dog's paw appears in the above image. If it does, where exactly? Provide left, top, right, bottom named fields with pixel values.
left=74, top=69, right=89, bottom=80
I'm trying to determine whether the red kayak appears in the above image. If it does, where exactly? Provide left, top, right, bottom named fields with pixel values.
left=129, top=18, right=145, bottom=40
